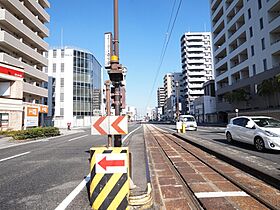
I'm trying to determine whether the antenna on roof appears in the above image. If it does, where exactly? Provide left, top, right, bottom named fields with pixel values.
left=60, top=28, right=64, bottom=49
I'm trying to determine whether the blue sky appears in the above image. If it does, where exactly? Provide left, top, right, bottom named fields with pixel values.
left=47, top=0, right=211, bottom=115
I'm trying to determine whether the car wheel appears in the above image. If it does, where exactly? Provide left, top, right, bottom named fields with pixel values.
left=226, top=132, right=233, bottom=143
left=254, top=137, right=265, bottom=151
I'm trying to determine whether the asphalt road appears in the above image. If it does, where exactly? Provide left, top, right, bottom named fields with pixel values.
left=158, top=124, right=280, bottom=166
left=0, top=122, right=140, bottom=210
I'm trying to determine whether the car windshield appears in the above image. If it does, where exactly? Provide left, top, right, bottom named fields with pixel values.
left=181, top=117, right=195, bottom=122
left=252, top=117, right=280, bottom=128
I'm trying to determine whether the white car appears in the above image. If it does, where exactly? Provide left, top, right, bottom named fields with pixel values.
left=225, top=116, right=280, bottom=151
left=179, top=115, right=197, bottom=131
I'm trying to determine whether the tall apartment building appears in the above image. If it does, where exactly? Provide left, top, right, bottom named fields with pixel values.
left=0, top=0, right=50, bottom=130
left=46, top=47, right=102, bottom=128
left=181, top=32, right=214, bottom=114
left=163, top=72, right=184, bottom=120
left=210, top=0, right=280, bottom=117
left=156, top=87, right=165, bottom=120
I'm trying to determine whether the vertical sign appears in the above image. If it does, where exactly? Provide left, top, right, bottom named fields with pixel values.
left=104, top=32, right=112, bottom=69
left=25, top=107, right=39, bottom=127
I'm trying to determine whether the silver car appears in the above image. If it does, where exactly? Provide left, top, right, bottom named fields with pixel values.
left=225, top=116, right=280, bottom=151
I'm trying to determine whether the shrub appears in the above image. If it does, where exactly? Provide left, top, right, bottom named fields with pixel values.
left=10, top=127, right=60, bottom=140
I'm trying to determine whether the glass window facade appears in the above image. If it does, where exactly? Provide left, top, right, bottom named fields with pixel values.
left=73, top=50, right=101, bottom=116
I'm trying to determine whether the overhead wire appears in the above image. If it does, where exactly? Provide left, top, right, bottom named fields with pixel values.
left=145, top=0, right=183, bottom=111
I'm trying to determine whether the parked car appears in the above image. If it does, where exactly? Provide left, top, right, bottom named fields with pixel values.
left=225, top=116, right=280, bottom=151
left=178, top=115, right=197, bottom=131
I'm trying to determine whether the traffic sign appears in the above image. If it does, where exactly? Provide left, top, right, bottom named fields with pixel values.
left=91, top=116, right=128, bottom=135
left=95, top=153, right=127, bottom=173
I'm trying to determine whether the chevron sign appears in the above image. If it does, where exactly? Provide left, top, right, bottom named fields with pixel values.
left=91, top=116, right=128, bottom=135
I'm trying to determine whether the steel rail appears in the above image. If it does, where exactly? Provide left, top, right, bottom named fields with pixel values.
left=150, top=125, right=279, bottom=210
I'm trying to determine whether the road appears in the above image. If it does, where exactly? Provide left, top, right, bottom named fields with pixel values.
left=0, top=123, right=140, bottom=210
left=157, top=124, right=280, bottom=167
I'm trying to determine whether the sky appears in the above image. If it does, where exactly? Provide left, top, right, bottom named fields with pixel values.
left=46, top=0, right=212, bottom=116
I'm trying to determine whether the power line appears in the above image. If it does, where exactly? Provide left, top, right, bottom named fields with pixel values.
left=146, top=0, right=183, bottom=111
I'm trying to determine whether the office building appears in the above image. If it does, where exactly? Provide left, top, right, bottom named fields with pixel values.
left=0, top=0, right=50, bottom=130
left=210, top=0, right=280, bottom=118
left=181, top=32, right=214, bottom=114
left=46, top=47, right=102, bottom=128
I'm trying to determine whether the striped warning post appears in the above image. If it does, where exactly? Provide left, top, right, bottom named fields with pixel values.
left=90, top=147, right=129, bottom=210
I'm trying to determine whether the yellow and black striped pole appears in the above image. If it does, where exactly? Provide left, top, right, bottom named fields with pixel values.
left=90, top=147, right=129, bottom=210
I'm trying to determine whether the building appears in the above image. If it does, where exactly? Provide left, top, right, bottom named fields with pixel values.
left=157, top=87, right=165, bottom=120
left=0, top=63, right=24, bottom=130
left=180, top=32, right=214, bottom=114
left=163, top=72, right=184, bottom=120
left=193, top=80, right=217, bottom=123
left=210, top=0, right=280, bottom=119
left=0, top=0, right=50, bottom=130
left=46, top=47, right=102, bottom=128
left=126, top=105, right=137, bottom=121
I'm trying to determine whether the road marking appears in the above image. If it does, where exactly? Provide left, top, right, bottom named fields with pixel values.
left=122, top=125, right=142, bottom=144
left=195, top=191, right=248, bottom=198
left=55, top=173, right=90, bottom=210
left=68, top=134, right=88, bottom=142
left=0, top=151, right=31, bottom=163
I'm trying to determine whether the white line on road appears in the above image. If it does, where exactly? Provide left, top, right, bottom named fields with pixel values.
left=195, top=191, right=248, bottom=198
left=68, top=134, right=89, bottom=142
left=122, top=125, right=142, bottom=144
left=55, top=173, right=90, bottom=210
left=0, top=151, right=31, bottom=163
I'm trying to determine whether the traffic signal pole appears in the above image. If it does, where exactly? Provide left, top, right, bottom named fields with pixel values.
left=111, top=0, right=122, bottom=147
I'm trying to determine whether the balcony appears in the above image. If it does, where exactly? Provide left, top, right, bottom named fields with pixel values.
left=0, top=31, right=48, bottom=66
left=0, top=0, right=49, bottom=37
left=187, top=64, right=205, bottom=70
left=187, top=58, right=205, bottom=64
left=0, top=9, right=48, bottom=51
left=23, top=82, right=48, bottom=97
left=0, top=53, right=48, bottom=82
left=25, top=0, right=50, bottom=23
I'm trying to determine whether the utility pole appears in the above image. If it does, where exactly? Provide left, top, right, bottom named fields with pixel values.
left=176, top=81, right=180, bottom=122
left=106, top=0, right=123, bottom=147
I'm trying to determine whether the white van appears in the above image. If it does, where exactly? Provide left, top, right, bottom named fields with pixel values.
left=179, top=115, right=197, bottom=131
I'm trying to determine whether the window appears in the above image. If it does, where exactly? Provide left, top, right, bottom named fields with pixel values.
left=60, top=108, right=64, bottom=116
left=251, top=45, right=254, bottom=56
left=60, top=93, right=64, bottom=102
left=61, top=49, right=64, bottom=58
left=261, top=38, right=265, bottom=50
left=248, top=9, right=251, bottom=19
left=233, top=118, right=249, bottom=127
left=252, top=64, right=256, bottom=75
left=249, top=27, right=253, bottom=37
left=260, top=18, right=263, bottom=30
left=53, top=63, right=56, bottom=73
left=53, top=50, right=57, bottom=58
left=61, top=63, right=64, bottom=72
left=0, top=113, right=9, bottom=127
left=60, top=78, right=64, bottom=87
left=258, top=0, right=262, bottom=9
left=263, top=59, right=267, bottom=70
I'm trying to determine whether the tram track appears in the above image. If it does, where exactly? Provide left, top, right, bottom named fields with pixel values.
left=146, top=124, right=280, bottom=209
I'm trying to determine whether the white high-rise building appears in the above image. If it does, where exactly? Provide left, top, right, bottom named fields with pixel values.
left=46, top=47, right=102, bottom=128
left=0, top=0, right=50, bottom=130
left=210, top=0, right=280, bottom=115
left=181, top=32, right=214, bottom=114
